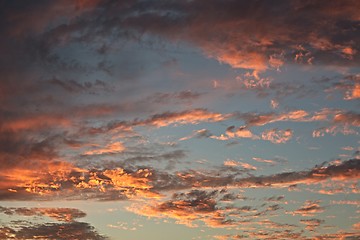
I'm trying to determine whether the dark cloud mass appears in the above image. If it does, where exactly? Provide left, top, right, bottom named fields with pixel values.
left=0, top=206, right=86, bottom=222
left=0, top=206, right=106, bottom=239
left=0, top=222, right=107, bottom=240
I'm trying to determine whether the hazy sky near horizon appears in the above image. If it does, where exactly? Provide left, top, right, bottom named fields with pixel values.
left=0, top=1, right=359, bottom=239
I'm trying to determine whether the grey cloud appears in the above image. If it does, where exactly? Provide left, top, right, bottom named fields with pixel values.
left=0, top=222, right=107, bottom=240
left=0, top=207, right=86, bottom=222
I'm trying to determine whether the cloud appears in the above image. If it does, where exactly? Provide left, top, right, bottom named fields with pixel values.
left=333, top=112, right=360, bottom=127
left=353, top=222, right=360, bottom=230
left=0, top=2, right=358, bottom=238
left=300, top=218, right=324, bottom=232
left=252, top=156, right=288, bottom=166
left=89, top=108, right=229, bottom=134
left=1, top=157, right=359, bottom=201
left=1, top=114, right=71, bottom=132
left=234, top=109, right=310, bottom=126
left=123, top=149, right=186, bottom=163
left=225, top=126, right=258, bottom=139
left=2, top=0, right=358, bottom=84
left=313, top=232, right=360, bottom=240
left=327, top=74, right=360, bottom=100
left=331, top=200, right=360, bottom=205
left=0, top=158, right=358, bottom=238
left=290, top=201, right=325, bottom=216
left=48, top=78, right=108, bottom=93
left=224, top=160, right=257, bottom=170
left=312, top=125, right=358, bottom=137
left=210, top=126, right=258, bottom=141
left=127, top=189, right=237, bottom=228
left=145, top=91, right=203, bottom=105
left=137, top=108, right=229, bottom=127
left=0, top=222, right=107, bottom=240
left=0, top=207, right=86, bottom=222
left=237, top=159, right=360, bottom=188
left=179, top=129, right=212, bottom=141
left=261, top=128, right=293, bottom=144
left=83, top=142, right=125, bottom=156
left=0, top=205, right=106, bottom=239
left=120, top=0, right=359, bottom=70
left=270, top=99, right=279, bottom=109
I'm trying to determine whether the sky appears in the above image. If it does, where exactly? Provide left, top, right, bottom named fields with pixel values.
left=0, top=0, right=359, bottom=239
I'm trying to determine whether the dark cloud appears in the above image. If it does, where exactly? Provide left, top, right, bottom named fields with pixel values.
left=0, top=222, right=107, bottom=240
left=1, top=0, right=358, bottom=81
left=86, top=0, right=359, bottom=70
left=333, top=112, right=360, bottom=127
left=48, top=78, right=108, bottom=93
left=128, top=189, right=239, bottom=228
left=300, top=218, right=324, bottom=232
left=123, top=149, right=186, bottom=163
left=291, top=201, right=325, bottom=216
left=85, top=108, right=228, bottom=135
left=0, top=205, right=106, bottom=239
left=0, top=207, right=86, bottom=222
left=144, top=91, right=203, bottom=105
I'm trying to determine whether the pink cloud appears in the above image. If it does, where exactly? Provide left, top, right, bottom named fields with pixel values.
left=261, top=128, right=293, bottom=144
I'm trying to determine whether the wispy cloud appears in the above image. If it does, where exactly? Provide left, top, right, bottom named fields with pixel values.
left=0, top=206, right=86, bottom=222
left=290, top=201, right=325, bottom=216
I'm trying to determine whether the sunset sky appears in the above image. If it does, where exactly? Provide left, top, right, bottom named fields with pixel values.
left=0, top=1, right=359, bottom=239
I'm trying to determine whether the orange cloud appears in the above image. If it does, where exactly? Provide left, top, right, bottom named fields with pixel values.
left=261, top=128, right=293, bottom=144
left=313, top=125, right=358, bottom=137
left=90, top=109, right=230, bottom=135
left=1, top=115, right=71, bottom=132
left=353, top=222, right=360, bottom=230
left=291, top=201, right=324, bottom=217
left=252, top=157, right=276, bottom=165
left=138, top=109, right=229, bottom=127
left=236, top=109, right=310, bottom=126
left=127, top=190, right=236, bottom=228
left=210, top=125, right=258, bottom=141
left=224, top=160, right=257, bottom=170
left=346, top=83, right=360, bottom=100
left=83, top=142, right=125, bottom=155
left=215, top=49, right=268, bottom=71
left=333, top=112, right=360, bottom=127
left=300, top=218, right=324, bottom=232
left=226, top=126, right=258, bottom=139
left=0, top=207, right=86, bottom=222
